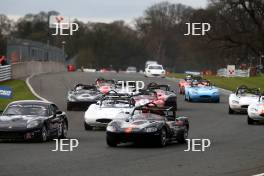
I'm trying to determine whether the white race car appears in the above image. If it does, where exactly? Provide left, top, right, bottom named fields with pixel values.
left=145, top=64, right=166, bottom=78
left=84, top=94, right=135, bottom=130
left=229, top=85, right=261, bottom=114
left=247, top=95, right=264, bottom=124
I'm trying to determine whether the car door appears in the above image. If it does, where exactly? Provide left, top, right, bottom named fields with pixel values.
left=49, top=104, right=61, bottom=134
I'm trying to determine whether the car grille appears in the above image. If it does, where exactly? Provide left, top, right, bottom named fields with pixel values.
left=96, top=119, right=112, bottom=124
left=0, top=131, right=25, bottom=139
left=152, top=74, right=160, bottom=76
left=200, top=95, right=211, bottom=99
left=241, top=105, right=249, bottom=109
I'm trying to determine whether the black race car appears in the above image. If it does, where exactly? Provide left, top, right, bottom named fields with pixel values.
left=0, top=100, right=68, bottom=142
left=106, top=102, right=189, bottom=147
left=67, top=84, right=103, bottom=111
left=147, top=82, right=177, bottom=111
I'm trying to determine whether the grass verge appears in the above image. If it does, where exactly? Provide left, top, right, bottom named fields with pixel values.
left=0, top=79, right=37, bottom=111
left=168, top=73, right=264, bottom=92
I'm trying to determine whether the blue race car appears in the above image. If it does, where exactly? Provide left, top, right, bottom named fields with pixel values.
left=185, top=80, right=220, bottom=103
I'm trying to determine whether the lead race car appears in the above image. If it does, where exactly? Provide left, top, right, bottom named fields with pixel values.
left=185, top=80, right=220, bottom=103
left=229, top=85, right=261, bottom=114
left=147, top=82, right=177, bottom=111
left=67, top=84, right=103, bottom=111
left=106, top=102, right=189, bottom=147
left=247, top=94, right=264, bottom=124
left=0, top=100, right=68, bottom=142
left=84, top=91, right=135, bottom=130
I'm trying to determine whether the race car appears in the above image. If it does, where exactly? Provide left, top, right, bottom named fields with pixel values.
left=106, top=102, right=189, bottom=147
left=67, top=84, right=103, bottom=111
left=145, top=64, right=166, bottom=78
left=95, top=77, right=116, bottom=94
left=247, top=95, right=264, bottom=124
left=84, top=92, right=135, bottom=130
left=147, top=82, right=177, bottom=111
left=0, top=100, right=68, bottom=142
left=229, top=85, right=261, bottom=114
left=133, top=89, right=163, bottom=107
left=185, top=80, right=220, bottom=103
left=178, top=75, right=202, bottom=94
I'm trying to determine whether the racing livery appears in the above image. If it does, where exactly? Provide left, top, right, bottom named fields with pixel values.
left=67, top=84, right=103, bottom=111
left=247, top=95, right=264, bottom=124
left=84, top=92, right=135, bottom=130
left=0, top=100, right=68, bottom=142
left=178, top=75, right=202, bottom=94
left=147, top=82, right=177, bottom=111
left=229, top=85, right=260, bottom=114
left=185, top=80, right=220, bottom=103
left=106, top=103, right=189, bottom=147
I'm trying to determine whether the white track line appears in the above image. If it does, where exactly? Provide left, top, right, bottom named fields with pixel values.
left=26, top=74, right=49, bottom=102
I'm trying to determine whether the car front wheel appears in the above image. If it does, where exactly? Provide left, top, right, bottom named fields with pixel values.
left=247, top=116, right=255, bottom=125
left=106, top=135, right=117, bottom=147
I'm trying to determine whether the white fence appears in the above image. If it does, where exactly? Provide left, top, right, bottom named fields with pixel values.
left=217, top=68, right=250, bottom=77
left=0, top=65, right=12, bottom=82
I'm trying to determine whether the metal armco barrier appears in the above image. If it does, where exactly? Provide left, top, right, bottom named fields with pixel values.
left=0, top=65, right=12, bottom=82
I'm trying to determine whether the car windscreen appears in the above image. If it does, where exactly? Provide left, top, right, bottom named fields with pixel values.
left=3, top=104, right=49, bottom=116
left=149, top=66, right=162, bottom=70
left=237, top=88, right=259, bottom=96
left=101, top=100, right=132, bottom=108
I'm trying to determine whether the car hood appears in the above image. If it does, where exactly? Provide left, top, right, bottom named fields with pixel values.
left=113, top=119, right=161, bottom=131
left=85, top=106, right=133, bottom=120
left=189, top=87, right=218, bottom=93
left=0, top=115, right=45, bottom=129
left=239, top=96, right=259, bottom=105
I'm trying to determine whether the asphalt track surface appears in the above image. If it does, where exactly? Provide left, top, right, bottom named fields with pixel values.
left=1, top=72, right=264, bottom=176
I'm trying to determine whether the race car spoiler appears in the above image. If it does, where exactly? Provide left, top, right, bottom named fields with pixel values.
left=147, top=82, right=170, bottom=91
left=132, top=102, right=175, bottom=119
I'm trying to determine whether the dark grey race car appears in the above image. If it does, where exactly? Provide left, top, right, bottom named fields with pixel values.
left=67, top=84, right=103, bottom=111
left=0, top=100, right=68, bottom=142
left=106, top=102, right=189, bottom=147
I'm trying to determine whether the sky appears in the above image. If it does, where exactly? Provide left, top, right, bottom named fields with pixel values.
left=1, top=0, right=208, bottom=23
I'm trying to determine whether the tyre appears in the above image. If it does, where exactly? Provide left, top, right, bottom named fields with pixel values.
left=228, top=106, right=234, bottom=114
left=177, top=127, right=188, bottom=144
left=157, top=128, right=167, bottom=147
left=59, top=121, right=68, bottom=139
left=247, top=116, right=255, bottom=125
left=39, top=126, right=48, bottom=142
left=84, top=122, right=93, bottom=130
left=106, top=135, right=117, bottom=147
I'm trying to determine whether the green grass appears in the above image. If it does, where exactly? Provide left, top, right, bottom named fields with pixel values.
left=168, top=73, right=264, bottom=91
left=0, top=80, right=37, bottom=111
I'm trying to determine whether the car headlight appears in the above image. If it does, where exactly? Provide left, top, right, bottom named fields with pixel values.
left=106, top=125, right=116, bottom=132
left=68, top=96, right=76, bottom=102
left=250, top=107, right=258, bottom=112
left=143, top=127, right=157, bottom=133
left=27, top=121, right=40, bottom=128
left=232, top=100, right=239, bottom=104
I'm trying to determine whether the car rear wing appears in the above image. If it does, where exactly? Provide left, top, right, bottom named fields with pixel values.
left=99, top=91, right=135, bottom=106
left=147, top=82, right=171, bottom=91
left=73, top=84, right=97, bottom=91
left=132, top=102, right=175, bottom=120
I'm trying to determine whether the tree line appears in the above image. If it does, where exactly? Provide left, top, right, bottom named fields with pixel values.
left=0, top=0, right=263, bottom=72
